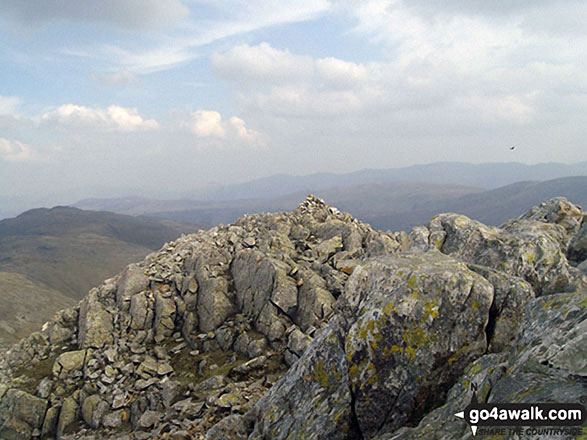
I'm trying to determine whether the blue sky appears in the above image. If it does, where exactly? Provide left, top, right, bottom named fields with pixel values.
left=0, top=0, right=586, bottom=214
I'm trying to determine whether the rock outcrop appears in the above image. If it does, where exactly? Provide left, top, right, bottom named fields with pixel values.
left=0, top=195, right=585, bottom=440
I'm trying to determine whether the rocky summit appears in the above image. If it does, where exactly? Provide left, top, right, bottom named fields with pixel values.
left=0, top=195, right=585, bottom=440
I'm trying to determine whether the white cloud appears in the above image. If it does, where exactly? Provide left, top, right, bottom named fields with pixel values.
left=41, top=104, right=159, bottom=132
left=0, top=0, right=189, bottom=30
left=189, top=110, right=226, bottom=138
left=184, top=110, right=264, bottom=147
left=0, top=138, right=35, bottom=162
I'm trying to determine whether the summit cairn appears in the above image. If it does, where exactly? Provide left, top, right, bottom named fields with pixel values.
left=0, top=196, right=585, bottom=440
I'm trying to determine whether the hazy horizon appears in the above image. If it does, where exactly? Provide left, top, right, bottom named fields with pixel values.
left=1, top=1, right=586, bottom=217
left=1, top=160, right=586, bottom=220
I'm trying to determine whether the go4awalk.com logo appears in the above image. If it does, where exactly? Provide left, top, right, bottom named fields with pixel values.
left=454, top=393, right=586, bottom=437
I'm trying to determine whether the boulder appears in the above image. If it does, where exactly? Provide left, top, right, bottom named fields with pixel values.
left=52, top=349, right=87, bottom=378
left=56, top=396, right=79, bottom=438
left=78, top=289, right=114, bottom=348
left=82, top=394, right=108, bottom=429
left=116, top=263, right=149, bottom=306
left=0, top=389, right=47, bottom=440
left=342, top=252, right=493, bottom=437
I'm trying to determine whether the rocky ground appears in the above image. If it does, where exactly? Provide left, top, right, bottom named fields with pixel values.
left=0, top=195, right=585, bottom=440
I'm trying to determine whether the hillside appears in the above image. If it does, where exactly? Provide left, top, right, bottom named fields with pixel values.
left=0, top=196, right=584, bottom=439
left=0, top=272, right=75, bottom=350
left=0, top=206, right=201, bottom=299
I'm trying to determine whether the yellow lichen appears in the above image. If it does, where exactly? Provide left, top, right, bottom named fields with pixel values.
left=422, top=300, right=439, bottom=322
left=407, top=274, right=418, bottom=289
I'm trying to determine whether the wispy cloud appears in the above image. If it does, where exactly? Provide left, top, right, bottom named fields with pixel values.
left=53, top=0, right=331, bottom=74
left=89, top=70, right=138, bottom=87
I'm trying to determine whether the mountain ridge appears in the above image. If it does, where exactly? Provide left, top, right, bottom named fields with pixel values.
left=74, top=175, right=587, bottom=233
left=0, top=195, right=585, bottom=439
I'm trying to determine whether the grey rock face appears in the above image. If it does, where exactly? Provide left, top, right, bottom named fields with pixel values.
left=377, top=289, right=586, bottom=440
left=249, top=321, right=358, bottom=440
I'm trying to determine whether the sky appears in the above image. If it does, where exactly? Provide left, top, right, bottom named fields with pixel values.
left=0, top=0, right=586, bottom=215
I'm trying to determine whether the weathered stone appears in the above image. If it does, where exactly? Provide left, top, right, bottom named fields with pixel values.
left=53, top=350, right=87, bottom=378
left=196, top=273, right=234, bottom=333
left=56, top=396, right=79, bottom=438
left=247, top=336, right=267, bottom=359
left=41, top=406, right=60, bottom=438
left=1, top=195, right=584, bottom=440
left=136, top=356, right=159, bottom=379
left=157, top=363, right=174, bottom=376
left=154, top=291, right=177, bottom=338
left=232, top=356, right=267, bottom=375
left=181, top=276, right=199, bottom=294
left=231, top=250, right=274, bottom=321
left=216, top=392, right=241, bottom=408
left=519, top=197, right=583, bottom=242
left=82, top=394, right=108, bottom=429
left=314, top=235, right=343, bottom=263
left=138, top=410, right=161, bottom=429
left=79, top=290, right=113, bottom=348
left=409, top=211, right=575, bottom=295
left=380, top=289, right=586, bottom=440
left=36, top=377, right=53, bottom=399
left=48, top=323, right=74, bottom=345
left=129, top=292, right=153, bottom=330
left=248, top=322, right=357, bottom=440
left=568, top=222, right=587, bottom=263
left=467, top=264, right=535, bottom=353
left=0, top=389, right=47, bottom=440
left=295, top=270, right=336, bottom=331
left=342, top=252, right=493, bottom=437
left=117, top=263, right=149, bottom=306
left=102, top=410, right=125, bottom=429
left=270, top=260, right=298, bottom=317
left=205, top=414, right=254, bottom=440
left=287, top=328, right=313, bottom=358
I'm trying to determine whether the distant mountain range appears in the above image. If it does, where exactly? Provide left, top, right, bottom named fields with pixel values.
left=0, top=207, right=200, bottom=347
left=182, top=161, right=587, bottom=201
left=74, top=176, right=587, bottom=232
